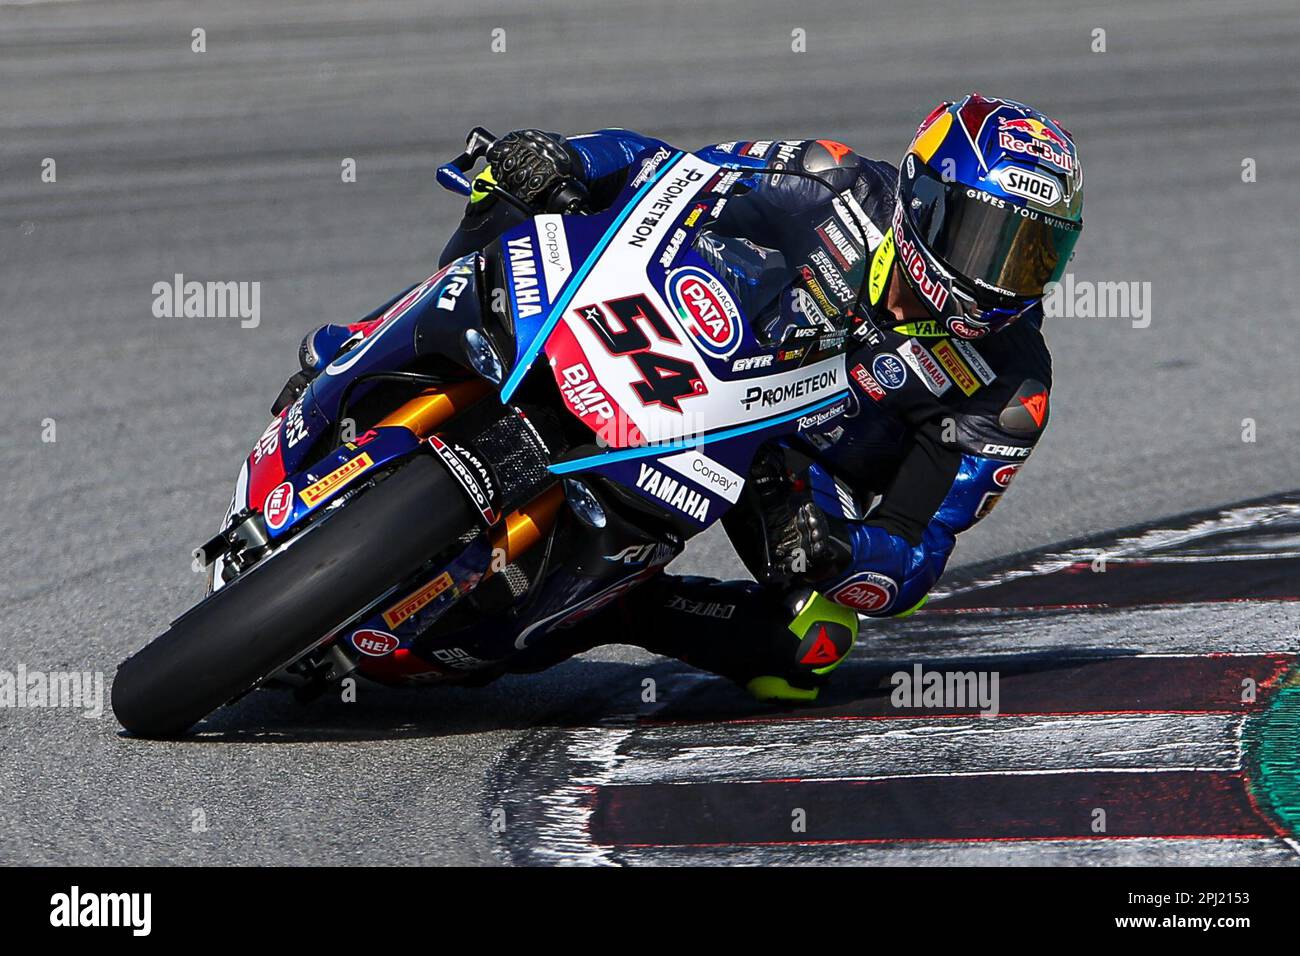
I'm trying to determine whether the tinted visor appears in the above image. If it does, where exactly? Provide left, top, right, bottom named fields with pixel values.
left=903, top=162, right=1081, bottom=299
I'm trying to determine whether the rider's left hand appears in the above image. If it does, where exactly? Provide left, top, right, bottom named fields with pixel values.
left=481, top=129, right=581, bottom=210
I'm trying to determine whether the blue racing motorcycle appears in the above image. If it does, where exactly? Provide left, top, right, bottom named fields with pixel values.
left=112, top=129, right=858, bottom=736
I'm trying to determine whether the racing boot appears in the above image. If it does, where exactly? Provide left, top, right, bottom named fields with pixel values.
left=745, top=589, right=859, bottom=702
left=271, top=323, right=363, bottom=415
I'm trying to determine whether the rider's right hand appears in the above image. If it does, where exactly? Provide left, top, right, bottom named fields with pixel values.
left=481, top=129, right=582, bottom=210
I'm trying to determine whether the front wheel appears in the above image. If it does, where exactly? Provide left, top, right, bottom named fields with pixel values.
left=111, top=456, right=474, bottom=737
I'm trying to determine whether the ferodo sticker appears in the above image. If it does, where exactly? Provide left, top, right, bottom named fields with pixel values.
left=383, top=571, right=455, bottom=629
left=299, top=453, right=374, bottom=508
left=350, top=629, right=400, bottom=657
left=667, top=266, right=743, bottom=359
left=427, top=435, right=498, bottom=525
left=828, top=572, right=898, bottom=613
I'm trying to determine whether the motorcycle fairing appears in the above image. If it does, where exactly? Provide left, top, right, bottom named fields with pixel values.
left=232, top=260, right=483, bottom=534
left=490, top=148, right=850, bottom=528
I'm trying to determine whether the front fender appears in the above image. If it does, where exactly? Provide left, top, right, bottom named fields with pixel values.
left=261, top=427, right=425, bottom=540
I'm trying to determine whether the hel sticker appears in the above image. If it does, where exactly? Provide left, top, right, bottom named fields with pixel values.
left=351, top=629, right=400, bottom=657
left=299, top=452, right=374, bottom=508
left=263, top=481, right=294, bottom=530
left=993, top=464, right=1020, bottom=488
left=383, top=572, right=455, bottom=629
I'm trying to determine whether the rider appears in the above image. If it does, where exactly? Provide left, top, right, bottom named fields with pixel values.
left=298, top=94, right=1084, bottom=702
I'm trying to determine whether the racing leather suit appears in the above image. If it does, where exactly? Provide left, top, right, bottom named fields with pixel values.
left=437, top=129, right=1053, bottom=700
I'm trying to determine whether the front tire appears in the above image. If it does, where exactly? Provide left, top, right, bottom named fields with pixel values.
left=112, top=456, right=474, bottom=737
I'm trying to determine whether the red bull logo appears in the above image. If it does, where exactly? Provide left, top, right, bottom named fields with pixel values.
left=892, top=205, right=951, bottom=314
left=998, top=116, right=1074, bottom=172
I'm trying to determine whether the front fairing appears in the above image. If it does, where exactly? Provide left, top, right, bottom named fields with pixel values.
left=489, top=147, right=851, bottom=534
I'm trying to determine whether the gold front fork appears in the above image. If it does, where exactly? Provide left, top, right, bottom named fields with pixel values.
left=375, top=380, right=564, bottom=574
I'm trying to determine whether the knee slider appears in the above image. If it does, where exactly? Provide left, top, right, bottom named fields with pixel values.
left=787, top=591, right=858, bottom=676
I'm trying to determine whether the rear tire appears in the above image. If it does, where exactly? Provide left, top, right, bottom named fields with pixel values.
left=111, top=456, right=474, bottom=737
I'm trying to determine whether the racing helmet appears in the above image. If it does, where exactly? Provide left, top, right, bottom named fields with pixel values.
left=891, top=93, right=1084, bottom=338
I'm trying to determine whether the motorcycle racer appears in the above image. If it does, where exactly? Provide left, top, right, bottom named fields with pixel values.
left=303, top=94, right=1085, bottom=703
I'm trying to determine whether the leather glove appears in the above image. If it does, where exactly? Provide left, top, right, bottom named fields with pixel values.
left=752, top=449, right=853, bottom=584
left=772, top=499, right=854, bottom=584
left=482, top=129, right=581, bottom=209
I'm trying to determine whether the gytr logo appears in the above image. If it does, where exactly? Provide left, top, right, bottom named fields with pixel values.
left=50, top=886, right=151, bottom=936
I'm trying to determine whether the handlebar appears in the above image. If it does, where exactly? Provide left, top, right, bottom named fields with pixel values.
left=435, top=126, right=498, bottom=197
left=436, top=127, right=589, bottom=215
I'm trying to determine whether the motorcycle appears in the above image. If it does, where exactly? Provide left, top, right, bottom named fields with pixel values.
left=111, top=129, right=864, bottom=737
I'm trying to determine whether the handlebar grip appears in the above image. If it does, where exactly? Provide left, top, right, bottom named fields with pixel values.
left=436, top=163, right=474, bottom=196
left=546, top=180, right=590, bottom=215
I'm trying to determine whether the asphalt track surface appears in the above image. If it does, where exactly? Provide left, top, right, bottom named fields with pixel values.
left=1, top=0, right=1298, bottom=865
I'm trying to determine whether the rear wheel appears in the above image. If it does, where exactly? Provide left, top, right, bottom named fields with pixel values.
left=111, top=456, right=474, bottom=737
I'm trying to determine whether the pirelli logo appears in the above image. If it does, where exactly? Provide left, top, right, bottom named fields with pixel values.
left=383, top=571, right=455, bottom=628
left=932, top=340, right=980, bottom=396
left=299, top=452, right=373, bottom=507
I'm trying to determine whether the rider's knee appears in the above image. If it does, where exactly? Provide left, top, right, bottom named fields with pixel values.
left=745, top=590, right=858, bottom=701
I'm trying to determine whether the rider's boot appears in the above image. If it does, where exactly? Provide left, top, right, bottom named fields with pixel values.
left=744, top=589, right=858, bottom=702
left=270, top=323, right=364, bottom=416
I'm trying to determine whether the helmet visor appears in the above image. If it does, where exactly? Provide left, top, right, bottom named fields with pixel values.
left=903, top=162, right=1081, bottom=299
